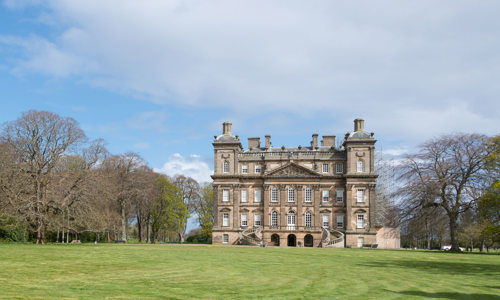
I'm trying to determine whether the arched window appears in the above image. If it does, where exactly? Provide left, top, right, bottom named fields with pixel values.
left=271, top=211, right=278, bottom=226
left=288, top=188, right=295, bottom=202
left=357, top=160, right=365, bottom=173
left=223, top=160, right=229, bottom=173
left=271, top=187, right=278, bottom=202
left=305, top=211, right=312, bottom=227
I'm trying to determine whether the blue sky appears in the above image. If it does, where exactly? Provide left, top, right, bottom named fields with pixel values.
left=1, top=0, right=499, bottom=185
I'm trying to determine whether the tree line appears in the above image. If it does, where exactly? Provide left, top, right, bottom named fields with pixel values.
left=0, top=110, right=214, bottom=244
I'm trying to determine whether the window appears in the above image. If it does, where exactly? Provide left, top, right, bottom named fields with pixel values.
left=223, top=234, right=229, bottom=243
left=357, top=189, right=365, bottom=203
left=271, top=211, right=278, bottom=226
left=271, top=187, right=278, bottom=202
left=304, top=187, right=312, bottom=202
left=241, top=190, right=248, bottom=202
left=305, top=211, right=312, bottom=227
left=254, top=189, right=261, bottom=202
left=223, top=161, right=229, bottom=173
left=322, top=190, right=329, bottom=202
left=357, top=160, right=365, bottom=172
left=337, top=215, right=344, bottom=228
left=288, top=188, right=295, bottom=202
left=336, top=190, right=344, bottom=203
left=242, top=165, right=248, bottom=173
left=222, top=213, right=229, bottom=226
left=255, top=165, right=261, bottom=174
left=322, top=215, right=329, bottom=228
left=357, top=215, right=364, bottom=228
left=254, top=214, right=261, bottom=226
left=322, top=163, right=329, bottom=173
left=287, top=211, right=296, bottom=229
left=241, top=214, right=248, bottom=227
left=336, top=163, right=343, bottom=174
left=222, top=189, right=229, bottom=202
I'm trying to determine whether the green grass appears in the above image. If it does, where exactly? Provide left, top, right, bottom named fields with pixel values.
left=0, top=244, right=499, bottom=299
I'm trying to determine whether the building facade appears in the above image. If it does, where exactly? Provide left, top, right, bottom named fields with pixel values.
left=212, top=119, right=378, bottom=248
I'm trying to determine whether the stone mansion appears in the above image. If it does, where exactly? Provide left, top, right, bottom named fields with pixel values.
left=211, top=119, right=398, bottom=248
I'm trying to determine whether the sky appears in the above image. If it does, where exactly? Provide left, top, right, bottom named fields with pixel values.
left=1, top=0, right=499, bottom=185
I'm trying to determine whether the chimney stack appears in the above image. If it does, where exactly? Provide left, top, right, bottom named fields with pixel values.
left=354, top=118, right=364, bottom=132
left=222, top=122, right=232, bottom=135
left=321, top=135, right=336, bottom=147
left=311, top=134, right=318, bottom=149
left=248, top=137, right=261, bottom=149
left=265, top=135, right=271, bottom=149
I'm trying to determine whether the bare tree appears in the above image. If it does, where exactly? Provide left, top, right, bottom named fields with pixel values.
left=1, top=110, right=89, bottom=243
left=100, top=152, right=147, bottom=242
left=397, top=133, right=492, bottom=251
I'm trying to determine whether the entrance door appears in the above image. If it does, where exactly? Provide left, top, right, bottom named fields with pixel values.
left=271, top=234, right=280, bottom=246
left=287, top=234, right=297, bottom=247
left=304, top=234, right=313, bottom=247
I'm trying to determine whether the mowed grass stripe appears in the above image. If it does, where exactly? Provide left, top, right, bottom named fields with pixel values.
left=0, top=244, right=499, bottom=299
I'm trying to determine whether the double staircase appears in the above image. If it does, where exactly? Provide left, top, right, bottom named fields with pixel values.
left=237, top=226, right=263, bottom=245
left=321, top=227, right=345, bottom=248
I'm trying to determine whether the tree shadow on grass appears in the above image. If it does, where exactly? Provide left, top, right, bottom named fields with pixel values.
left=357, top=260, right=500, bottom=276
left=386, top=290, right=500, bottom=299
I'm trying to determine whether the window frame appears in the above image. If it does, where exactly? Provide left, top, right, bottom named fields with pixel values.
left=356, top=189, right=365, bottom=203
left=336, top=190, right=344, bottom=203
left=271, top=211, right=278, bottom=226
left=222, top=213, right=229, bottom=227
left=322, top=190, right=329, bottom=202
left=254, top=214, right=261, bottom=226
left=223, top=160, right=229, bottom=173
left=357, top=215, right=364, bottom=229
left=223, top=234, right=229, bottom=243
left=255, top=165, right=261, bottom=174
left=271, top=187, right=278, bottom=202
left=337, top=215, right=344, bottom=228
left=357, top=160, right=365, bottom=173
left=254, top=189, right=261, bottom=203
left=241, top=165, right=248, bottom=174
left=304, top=187, right=312, bottom=202
left=322, top=215, right=329, bottom=228
left=288, top=188, right=295, bottom=202
left=322, top=163, right=329, bottom=173
left=241, top=189, right=248, bottom=202
left=241, top=214, right=248, bottom=227
left=305, top=211, right=312, bottom=227
left=222, top=189, right=230, bottom=202
left=336, top=163, right=343, bottom=174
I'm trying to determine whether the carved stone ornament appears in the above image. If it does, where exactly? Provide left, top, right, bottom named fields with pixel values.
left=267, top=163, right=320, bottom=177
left=263, top=184, right=270, bottom=190
left=355, top=151, right=365, bottom=157
left=221, top=153, right=231, bottom=159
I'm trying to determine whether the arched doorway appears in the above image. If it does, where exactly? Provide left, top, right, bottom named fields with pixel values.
left=271, top=234, right=280, bottom=246
left=304, top=234, right=313, bottom=247
left=287, top=234, right=297, bottom=247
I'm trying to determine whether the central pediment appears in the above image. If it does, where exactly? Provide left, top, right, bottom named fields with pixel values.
left=265, top=162, right=321, bottom=177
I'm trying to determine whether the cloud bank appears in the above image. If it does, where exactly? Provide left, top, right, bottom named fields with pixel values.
left=1, top=0, right=499, bottom=141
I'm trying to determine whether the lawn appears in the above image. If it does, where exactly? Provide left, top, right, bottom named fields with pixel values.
left=0, top=244, right=499, bottom=299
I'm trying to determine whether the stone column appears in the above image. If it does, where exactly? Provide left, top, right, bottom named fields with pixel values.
left=313, top=184, right=320, bottom=228
left=297, top=185, right=303, bottom=229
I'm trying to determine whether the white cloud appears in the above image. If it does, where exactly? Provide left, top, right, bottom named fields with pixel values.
left=154, top=153, right=212, bottom=184
left=2, top=0, right=500, bottom=141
